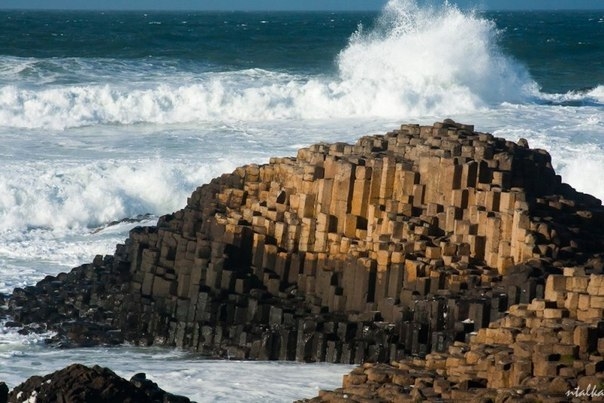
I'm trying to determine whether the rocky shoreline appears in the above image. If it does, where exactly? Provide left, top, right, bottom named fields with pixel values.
left=2, top=120, right=604, bottom=401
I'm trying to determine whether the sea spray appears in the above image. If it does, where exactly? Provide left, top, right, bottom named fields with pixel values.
left=337, top=0, right=535, bottom=110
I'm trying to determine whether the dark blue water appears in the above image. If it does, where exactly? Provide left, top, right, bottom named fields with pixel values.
left=494, top=11, right=604, bottom=93
left=0, top=11, right=376, bottom=75
left=0, top=9, right=602, bottom=93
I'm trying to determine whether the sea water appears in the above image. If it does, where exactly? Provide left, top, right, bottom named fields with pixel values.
left=0, top=0, right=603, bottom=400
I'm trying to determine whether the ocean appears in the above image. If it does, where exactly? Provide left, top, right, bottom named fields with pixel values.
left=0, top=0, right=603, bottom=400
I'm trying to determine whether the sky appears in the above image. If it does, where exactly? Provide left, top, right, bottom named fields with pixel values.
left=0, top=0, right=602, bottom=11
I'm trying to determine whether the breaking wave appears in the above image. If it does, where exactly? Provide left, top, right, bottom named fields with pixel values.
left=0, top=0, right=539, bottom=130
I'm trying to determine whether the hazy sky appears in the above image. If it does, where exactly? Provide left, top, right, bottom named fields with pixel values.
left=0, top=0, right=602, bottom=11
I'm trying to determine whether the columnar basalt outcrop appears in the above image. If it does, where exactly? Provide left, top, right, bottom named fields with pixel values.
left=300, top=269, right=604, bottom=402
left=6, top=121, right=604, bottom=374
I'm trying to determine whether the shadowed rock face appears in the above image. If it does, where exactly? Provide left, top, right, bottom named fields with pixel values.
left=5, top=121, right=604, bottom=372
left=0, top=364, right=191, bottom=403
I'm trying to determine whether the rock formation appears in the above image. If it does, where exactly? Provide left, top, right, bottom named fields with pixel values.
left=0, top=364, right=191, bottom=403
left=299, top=268, right=604, bottom=402
left=4, top=120, right=604, bottom=399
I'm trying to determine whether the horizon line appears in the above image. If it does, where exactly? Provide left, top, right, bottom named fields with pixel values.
left=1, top=7, right=603, bottom=12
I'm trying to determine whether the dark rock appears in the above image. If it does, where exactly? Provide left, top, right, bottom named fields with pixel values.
left=516, top=138, right=529, bottom=148
left=7, top=364, right=192, bottom=403
left=0, top=382, right=8, bottom=403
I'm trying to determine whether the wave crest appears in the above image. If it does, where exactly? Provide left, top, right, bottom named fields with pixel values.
left=338, top=0, right=535, bottom=108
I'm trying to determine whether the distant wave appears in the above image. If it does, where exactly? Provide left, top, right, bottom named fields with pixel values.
left=533, top=84, right=604, bottom=106
left=0, top=0, right=542, bottom=130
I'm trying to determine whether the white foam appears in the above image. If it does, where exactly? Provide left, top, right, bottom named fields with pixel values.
left=0, top=159, right=206, bottom=232
left=0, top=218, right=161, bottom=293
left=587, top=85, right=604, bottom=103
left=0, top=320, right=55, bottom=349
left=534, top=84, right=604, bottom=106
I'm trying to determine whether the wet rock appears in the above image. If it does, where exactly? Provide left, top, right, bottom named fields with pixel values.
left=6, top=364, right=192, bottom=403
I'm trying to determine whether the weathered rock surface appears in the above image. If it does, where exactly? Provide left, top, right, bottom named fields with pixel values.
left=1, top=364, right=192, bottom=403
left=4, top=120, right=604, bottom=399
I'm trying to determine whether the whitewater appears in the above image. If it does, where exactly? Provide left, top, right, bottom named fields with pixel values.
left=1, top=0, right=603, bottom=400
